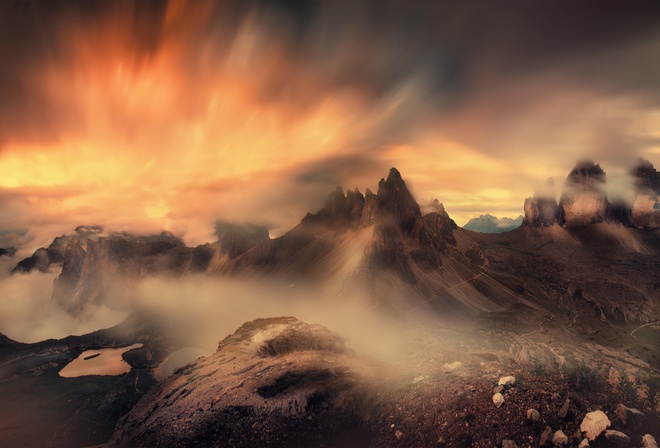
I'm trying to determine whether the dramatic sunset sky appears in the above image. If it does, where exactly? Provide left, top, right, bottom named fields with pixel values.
left=1, top=0, right=660, bottom=252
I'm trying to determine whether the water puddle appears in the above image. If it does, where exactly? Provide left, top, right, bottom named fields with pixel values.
left=153, top=347, right=211, bottom=381
left=59, top=343, right=143, bottom=377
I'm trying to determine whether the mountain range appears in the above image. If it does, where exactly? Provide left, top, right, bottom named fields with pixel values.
left=463, top=214, right=524, bottom=233
left=2, top=160, right=660, bottom=447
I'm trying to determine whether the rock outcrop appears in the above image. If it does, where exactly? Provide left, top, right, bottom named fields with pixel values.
left=0, top=247, right=15, bottom=257
left=630, top=159, right=660, bottom=229
left=523, top=178, right=559, bottom=227
left=13, top=227, right=217, bottom=314
left=558, top=162, right=608, bottom=226
left=423, top=199, right=458, bottom=246
left=109, top=317, right=377, bottom=448
left=214, top=221, right=270, bottom=258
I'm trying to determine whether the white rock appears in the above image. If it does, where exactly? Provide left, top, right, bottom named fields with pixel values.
left=643, top=434, right=658, bottom=448
left=552, top=430, right=568, bottom=446
left=502, top=440, right=518, bottom=448
left=580, top=410, right=611, bottom=441
left=498, top=375, right=516, bottom=387
left=492, top=393, right=505, bottom=408
left=578, top=438, right=589, bottom=448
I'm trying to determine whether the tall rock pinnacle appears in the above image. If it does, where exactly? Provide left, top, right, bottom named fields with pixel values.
left=557, top=161, right=608, bottom=226
left=630, top=159, right=660, bottom=228
left=523, top=177, right=558, bottom=227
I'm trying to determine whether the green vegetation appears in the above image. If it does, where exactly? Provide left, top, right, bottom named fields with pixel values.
left=618, top=372, right=639, bottom=407
left=531, top=356, right=545, bottom=376
left=565, top=360, right=599, bottom=392
left=643, top=375, right=660, bottom=412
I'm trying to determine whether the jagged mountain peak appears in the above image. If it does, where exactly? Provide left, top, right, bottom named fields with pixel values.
left=464, top=214, right=523, bottom=233
left=630, top=159, right=660, bottom=228
left=631, top=158, right=660, bottom=194
left=565, top=160, right=606, bottom=191
left=559, top=161, right=608, bottom=226
left=301, top=167, right=423, bottom=231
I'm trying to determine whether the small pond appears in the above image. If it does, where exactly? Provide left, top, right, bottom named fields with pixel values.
left=59, top=343, right=143, bottom=377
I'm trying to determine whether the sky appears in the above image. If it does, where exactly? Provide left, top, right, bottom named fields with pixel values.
left=1, top=0, right=660, bottom=253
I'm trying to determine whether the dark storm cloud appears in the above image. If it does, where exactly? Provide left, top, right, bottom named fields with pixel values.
left=0, top=0, right=172, bottom=146
left=2, top=0, right=659, bottom=150
left=1, top=0, right=659, bottom=236
left=293, top=155, right=388, bottom=190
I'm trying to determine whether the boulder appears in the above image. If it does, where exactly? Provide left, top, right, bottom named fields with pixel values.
left=615, top=403, right=645, bottom=427
left=643, top=434, right=658, bottom=448
left=526, top=408, right=540, bottom=421
left=493, top=393, right=505, bottom=408
left=552, top=430, right=568, bottom=446
left=579, top=410, right=611, bottom=441
left=540, top=426, right=553, bottom=446
left=498, top=376, right=516, bottom=387
left=603, top=430, right=631, bottom=447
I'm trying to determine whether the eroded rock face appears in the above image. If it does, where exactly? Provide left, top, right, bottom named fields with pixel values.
left=630, top=160, right=660, bottom=229
left=109, top=317, right=376, bottom=448
left=214, top=221, right=270, bottom=258
left=422, top=200, right=458, bottom=246
left=13, top=227, right=217, bottom=315
left=274, top=168, right=457, bottom=290
left=524, top=178, right=558, bottom=227
left=558, top=162, right=608, bottom=227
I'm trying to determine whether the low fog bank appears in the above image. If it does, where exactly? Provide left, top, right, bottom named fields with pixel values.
left=0, top=272, right=406, bottom=362
left=0, top=271, right=126, bottom=343
left=131, top=276, right=408, bottom=362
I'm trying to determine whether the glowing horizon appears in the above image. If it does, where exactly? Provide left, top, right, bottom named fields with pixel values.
left=1, top=0, right=659, bottom=251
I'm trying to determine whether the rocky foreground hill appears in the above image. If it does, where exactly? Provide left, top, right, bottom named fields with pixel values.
left=108, top=317, right=660, bottom=448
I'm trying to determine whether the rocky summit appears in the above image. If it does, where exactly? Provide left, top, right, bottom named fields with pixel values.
left=558, top=161, right=608, bottom=227
left=108, top=317, right=377, bottom=448
left=523, top=160, right=660, bottom=230
left=523, top=177, right=559, bottom=227
left=12, top=227, right=215, bottom=314
left=630, top=159, right=660, bottom=229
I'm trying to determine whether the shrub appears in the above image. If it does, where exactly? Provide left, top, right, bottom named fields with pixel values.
left=644, top=375, right=660, bottom=413
left=618, top=372, right=639, bottom=407
left=566, top=360, right=599, bottom=392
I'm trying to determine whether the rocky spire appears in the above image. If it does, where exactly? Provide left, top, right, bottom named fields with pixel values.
left=303, top=167, right=424, bottom=233
left=630, top=159, right=660, bottom=228
left=558, top=161, right=608, bottom=226
left=523, top=178, right=558, bottom=227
